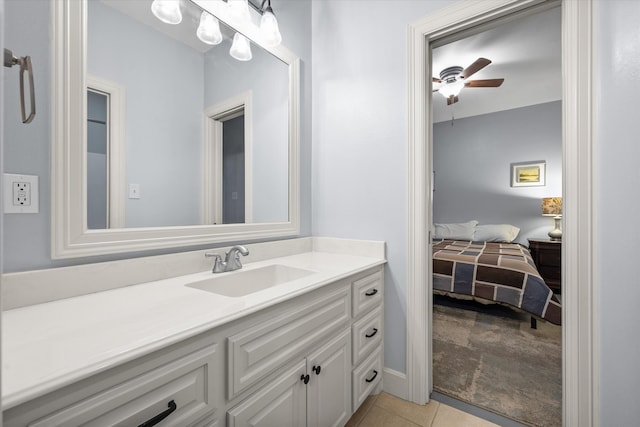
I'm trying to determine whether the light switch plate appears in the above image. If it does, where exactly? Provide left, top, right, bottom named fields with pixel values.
left=4, top=173, right=39, bottom=213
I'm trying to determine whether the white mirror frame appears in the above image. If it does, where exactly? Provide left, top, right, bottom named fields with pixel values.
left=51, top=0, right=300, bottom=259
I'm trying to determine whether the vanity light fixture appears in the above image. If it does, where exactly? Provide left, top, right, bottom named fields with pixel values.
left=259, top=0, right=282, bottom=47
left=227, top=0, right=252, bottom=25
left=197, top=11, right=223, bottom=45
left=230, top=32, right=253, bottom=61
left=150, top=0, right=182, bottom=25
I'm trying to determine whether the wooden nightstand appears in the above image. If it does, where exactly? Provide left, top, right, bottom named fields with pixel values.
left=528, top=238, right=561, bottom=293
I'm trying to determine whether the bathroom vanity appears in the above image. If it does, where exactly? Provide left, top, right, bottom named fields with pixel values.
left=2, top=239, right=385, bottom=426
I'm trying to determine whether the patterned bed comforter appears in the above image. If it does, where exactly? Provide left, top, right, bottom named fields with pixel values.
left=433, top=240, right=561, bottom=325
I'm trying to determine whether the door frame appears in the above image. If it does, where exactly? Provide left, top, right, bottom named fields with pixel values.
left=202, top=91, right=253, bottom=225
left=406, top=0, right=597, bottom=425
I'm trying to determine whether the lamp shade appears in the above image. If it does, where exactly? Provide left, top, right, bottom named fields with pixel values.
left=541, top=197, right=562, bottom=216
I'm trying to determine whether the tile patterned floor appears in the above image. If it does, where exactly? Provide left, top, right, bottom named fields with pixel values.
left=346, top=393, right=499, bottom=427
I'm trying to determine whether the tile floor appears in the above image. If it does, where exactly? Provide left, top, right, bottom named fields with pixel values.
left=345, top=392, right=499, bottom=427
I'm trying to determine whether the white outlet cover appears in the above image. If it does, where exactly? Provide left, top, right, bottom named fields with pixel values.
left=4, top=173, right=39, bottom=214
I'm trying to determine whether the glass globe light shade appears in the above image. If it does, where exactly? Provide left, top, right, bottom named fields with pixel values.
left=438, top=80, right=465, bottom=98
left=151, top=0, right=182, bottom=25
left=230, top=33, right=252, bottom=61
left=197, top=11, right=222, bottom=45
left=260, top=10, right=282, bottom=47
left=227, top=0, right=251, bottom=24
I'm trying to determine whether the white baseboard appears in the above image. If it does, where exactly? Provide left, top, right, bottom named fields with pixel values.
left=382, top=367, right=408, bottom=400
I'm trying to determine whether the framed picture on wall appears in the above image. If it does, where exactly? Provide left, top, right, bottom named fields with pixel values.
left=510, top=161, right=546, bottom=187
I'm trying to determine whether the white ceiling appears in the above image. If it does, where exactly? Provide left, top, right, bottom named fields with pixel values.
left=431, top=6, right=562, bottom=123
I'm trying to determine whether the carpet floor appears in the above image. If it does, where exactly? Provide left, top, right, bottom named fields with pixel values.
left=432, top=295, right=562, bottom=427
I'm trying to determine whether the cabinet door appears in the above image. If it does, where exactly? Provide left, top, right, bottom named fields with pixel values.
left=227, top=360, right=307, bottom=427
left=306, top=329, right=352, bottom=427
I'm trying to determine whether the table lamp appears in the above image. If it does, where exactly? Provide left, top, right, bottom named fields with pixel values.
left=541, top=197, right=562, bottom=241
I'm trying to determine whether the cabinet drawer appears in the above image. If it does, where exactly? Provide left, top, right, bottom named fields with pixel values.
left=352, top=269, right=383, bottom=318
left=352, top=306, right=383, bottom=365
left=538, top=250, right=561, bottom=267
left=352, top=345, right=382, bottom=412
left=228, top=284, right=350, bottom=399
left=13, top=344, right=218, bottom=427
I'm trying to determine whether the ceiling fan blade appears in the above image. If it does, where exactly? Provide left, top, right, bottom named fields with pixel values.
left=432, top=77, right=442, bottom=83
left=446, top=95, right=459, bottom=105
left=462, top=58, right=491, bottom=79
left=465, top=78, right=505, bottom=87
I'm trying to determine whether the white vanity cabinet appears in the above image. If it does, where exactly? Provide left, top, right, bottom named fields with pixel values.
left=227, top=329, right=351, bottom=427
left=3, top=265, right=384, bottom=427
left=3, top=335, right=221, bottom=427
left=350, top=269, right=384, bottom=411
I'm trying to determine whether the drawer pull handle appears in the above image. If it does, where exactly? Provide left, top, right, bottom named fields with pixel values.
left=365, top=328, right=378, bottom=338
left=301, top=374, right=310, bottom=384
left=365, top=288, right=378, bottom=297
left=365, top=370, right=378, bottom=383
left=312, top=365, right=322, bottom=375
left=138, top=400, right=177, bottom=427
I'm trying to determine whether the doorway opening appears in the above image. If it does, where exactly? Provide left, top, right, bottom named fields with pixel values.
left=203, top=91, right=253, bottom=225
left=429, top=5, right=562, bottom=425
left=406, top=1, right=596, bottom=425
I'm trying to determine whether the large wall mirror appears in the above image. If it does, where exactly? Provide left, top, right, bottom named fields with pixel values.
left=52, top=0, right=300, bottom=258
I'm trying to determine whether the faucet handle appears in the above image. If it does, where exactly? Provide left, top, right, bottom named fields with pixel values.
left=205, top=252, right=225, bottom=273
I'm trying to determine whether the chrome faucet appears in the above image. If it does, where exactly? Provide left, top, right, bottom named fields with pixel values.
left=205, top=245, right=250, bottom=273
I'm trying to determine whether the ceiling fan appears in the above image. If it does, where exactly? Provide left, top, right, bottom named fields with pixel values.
left=433, top=57, right=504, bottom=105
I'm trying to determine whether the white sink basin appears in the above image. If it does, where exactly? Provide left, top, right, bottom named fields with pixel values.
left=186, top=264, right=315, bottom=297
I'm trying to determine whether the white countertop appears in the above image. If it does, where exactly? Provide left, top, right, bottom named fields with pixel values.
left=2, top=251, right=385, bottom=410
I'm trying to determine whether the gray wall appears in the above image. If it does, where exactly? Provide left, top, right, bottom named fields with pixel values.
left=2, top=0, right=312, bottom=272
left=595, top=0, right=640, bottom=424
left=89, top=1, right=204, bottom=227
left=311, top=0, right=452, bottom=374
left=433, top=101, right=562, bottom=245
left=204, top=38, right=289, bottom=223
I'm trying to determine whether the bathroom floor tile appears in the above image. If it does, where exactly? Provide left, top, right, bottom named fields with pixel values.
left=346, top=392, right=498, bottom=427
left=374, top=392, right=439, bottom=426
left=357, top=405, right=422, bottom=427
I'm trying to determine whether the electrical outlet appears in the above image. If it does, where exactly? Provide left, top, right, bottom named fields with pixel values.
left=13, top=182, right=31, bottom=206
left=4, top=173, right=39, bottom=213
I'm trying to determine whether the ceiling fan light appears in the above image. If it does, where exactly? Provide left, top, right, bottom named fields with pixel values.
left=260, top=8, right=282, bottom=47
left=151, top=0, right=182, bottom=25
left=439, top=80, right=465, bottom=98
left=230, top=32, right=252, bottom=61
left=197, top=11, right=222, bottom=45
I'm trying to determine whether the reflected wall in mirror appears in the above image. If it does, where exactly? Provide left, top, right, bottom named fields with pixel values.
left=52, top=0, right=300, bottom=258
left=86, top=0, right=289, bottom=228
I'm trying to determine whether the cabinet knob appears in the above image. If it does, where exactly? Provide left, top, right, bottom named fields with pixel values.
left=365, top=370, right=378, bottom=383
left=312, top=365, right=321, bottom=375
left=365, top=288, right=378, bottom=297
left=300, top=374, right=310, bottom=384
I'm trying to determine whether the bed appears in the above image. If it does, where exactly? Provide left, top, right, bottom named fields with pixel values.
left=433, top=239, right=561, bottom=325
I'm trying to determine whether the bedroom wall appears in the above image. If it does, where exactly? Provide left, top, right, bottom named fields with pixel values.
left=433, top=101, right=562, bottom=245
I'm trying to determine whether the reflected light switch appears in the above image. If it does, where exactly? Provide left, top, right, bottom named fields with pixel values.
left=128, top=183, right=141, bottom=199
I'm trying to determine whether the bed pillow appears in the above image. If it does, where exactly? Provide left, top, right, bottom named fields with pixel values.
left=474, top=224, right=520, bottom=243
left=433, top=220, right=478, bottom=240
